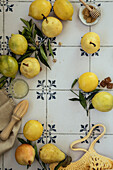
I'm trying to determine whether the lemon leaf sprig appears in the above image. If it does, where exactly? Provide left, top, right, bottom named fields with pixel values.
left=69, top=79, right=101, bottom=116
left=18, top=18, right=55, bottom=70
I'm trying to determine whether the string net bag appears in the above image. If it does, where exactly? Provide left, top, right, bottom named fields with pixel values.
left=49, top=124, right=113, bottom=170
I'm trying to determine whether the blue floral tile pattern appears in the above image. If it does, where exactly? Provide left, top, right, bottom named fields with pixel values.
left=0, top=1, right=3, bottom=12
left=36, top=80, right=57, bottom=100
left=80, top=48, right=100, bottom=57
left=80, top=124, right=101, bottom=144
left=37, top=124, right=57, bottom=144
left=4, top=0, right=14, bottom=12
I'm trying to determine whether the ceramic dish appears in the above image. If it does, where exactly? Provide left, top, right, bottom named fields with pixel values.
left=79, top=3, right=101, bottom=26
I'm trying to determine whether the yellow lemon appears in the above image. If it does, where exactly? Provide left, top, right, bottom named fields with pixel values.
left=20, top=57, right=40, bottom=78
left=92, top=92, right=113, bottom=112
left=42, top=17, right=63, bottom=38
left=81, top=32, right=100, bottom=54
left=53, top=0, right=74, bottom=21
left=29, top=0, right=52, bottom=20
left=78, top=72, right=98, bottom=92
left=9, top=34, right=28, bottom=55
left=23, top=120, right=43, bottom=141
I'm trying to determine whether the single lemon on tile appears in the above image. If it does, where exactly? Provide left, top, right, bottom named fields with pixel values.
left=29, top=0, right=52, bottom=20
left=9, top=34, right=28, bottom=55
left=53, top=0, right=74, bottom=21
left=81, top=32, right=100, bottom=54
left=92, top=92, right=113, bottom=112
left=42, top=17, right=63, bottom=38
left=0, top=55, right=18, bottom=78
left=20, top=57, right=40, bottom=78
left=78, top=72, right=98, bottom=92
left=23, top=120, right=43, bottom=141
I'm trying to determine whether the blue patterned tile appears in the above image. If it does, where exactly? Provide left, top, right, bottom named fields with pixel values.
left=37, top=124, right=57, bottom=144
left=36, top=80, right=57, bottom=100
left=4, top=0, right=14, bottom=12
left=0, top=1, right=3, bottom=12
left=80, top=124, right=101, bottom=144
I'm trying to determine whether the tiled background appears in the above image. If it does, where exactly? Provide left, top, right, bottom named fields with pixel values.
left=1, top=0, right=113, bottom=169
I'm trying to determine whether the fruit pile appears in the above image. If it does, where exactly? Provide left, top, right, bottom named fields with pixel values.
left=16, top=120, right=71, bottom=169
left=70, top=72, right=113, bottom=114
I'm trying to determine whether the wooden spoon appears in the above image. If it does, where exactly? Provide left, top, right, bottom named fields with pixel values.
left=0, top=100, right=29, bottom=141
left=79, top=0, right=101, bottom=19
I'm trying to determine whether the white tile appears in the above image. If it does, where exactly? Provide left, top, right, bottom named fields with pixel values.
left=47, top=134, right=90, bottom=162
left=4, top=134, right=45, bottom=170
left=91, top=2, right=113, bottom=46
left=90, top=91, right=113, bottom=134
left=47, top=91, right=89, bottom=133
left=14, top=90, right=46, bottom=133
left=56, top=3, right=89, bottom=46
left=91, top=135, right=113, bottom=160
left=47, top=47, right=89, bottom=90
left=90, top=47, right=113, bottom=81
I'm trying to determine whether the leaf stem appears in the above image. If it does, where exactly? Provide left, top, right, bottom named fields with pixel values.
left=70, top=89, right=79, bottom=97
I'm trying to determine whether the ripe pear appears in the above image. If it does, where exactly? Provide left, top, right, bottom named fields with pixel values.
left=39, top=144, right=65, bottom=163
left=15, top=144, right=35, bottom=165
left=81, top=32, right=100, bottom=54
left=20, top=57, right=40, bottom=78
left=42, top=17, right=63, bottom=38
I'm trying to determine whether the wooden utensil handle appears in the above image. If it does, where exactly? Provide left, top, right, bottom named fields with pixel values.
left=79, top=0, right=92, bottom=11
left=0, top=116, right=19, bottom=141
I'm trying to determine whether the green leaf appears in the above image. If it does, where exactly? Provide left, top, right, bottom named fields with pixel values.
left=38, top=51, right=51, bottom=70
left=20, top=18, right=30, bottom=29
left=48, top=39, right=54, bottom=58
left=86, top=91, right=98, bottom=101
left=89, top=103, right=94, bottom=110
left=69, top=98, right=80, bottom=101
left=0, top=80, right=7, bottom=89
left=55, top=156, right=72, bottom=170
left=0, top=76, right=7, bottom=84
left=27, top=140, right=32, bottom=145
left=40, top=45, right=48, bottom=62
left=33, top=30, right=37, bottom=39
left=35, top=24, right=44, bottom=38
left=71, top=78, right=78, bottom=88
left=17, top=137, right=28, bottom=144
left=28, top=19, right=33, bottom=27
left=79, top=91, right=87, bottom=110
left=17, top=52, right=33, bottom=62
left=27, top=164, right=31, bottom=169
left=23, top=26, right=30, bottom=32
left=34, top=144, right=39, bottom=161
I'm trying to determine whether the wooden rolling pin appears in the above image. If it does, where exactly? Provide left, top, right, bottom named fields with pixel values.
left=0, top=100, right=29, bottom=141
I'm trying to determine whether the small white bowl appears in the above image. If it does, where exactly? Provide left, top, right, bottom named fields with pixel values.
left=79, top=3, right=101, bottom=26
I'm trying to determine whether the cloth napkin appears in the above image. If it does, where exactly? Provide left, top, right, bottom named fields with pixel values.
left=0, top=89, right=21, bottom=155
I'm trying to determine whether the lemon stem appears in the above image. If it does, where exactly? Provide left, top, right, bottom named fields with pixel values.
left=42, top=14, right=48, bottom=23
left=23, top=63, right=28, bottom=67
left=90, top=42, right=96, bottom=47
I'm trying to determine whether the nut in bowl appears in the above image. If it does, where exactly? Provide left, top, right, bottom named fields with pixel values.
left=79, top=3, right=101, bottom=26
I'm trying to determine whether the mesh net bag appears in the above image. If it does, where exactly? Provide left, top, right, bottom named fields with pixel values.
left=49, top=124, right=113, bottom=170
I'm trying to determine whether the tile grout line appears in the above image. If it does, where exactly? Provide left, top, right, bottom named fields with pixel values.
left=46, top=66, right=47, bottom=144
